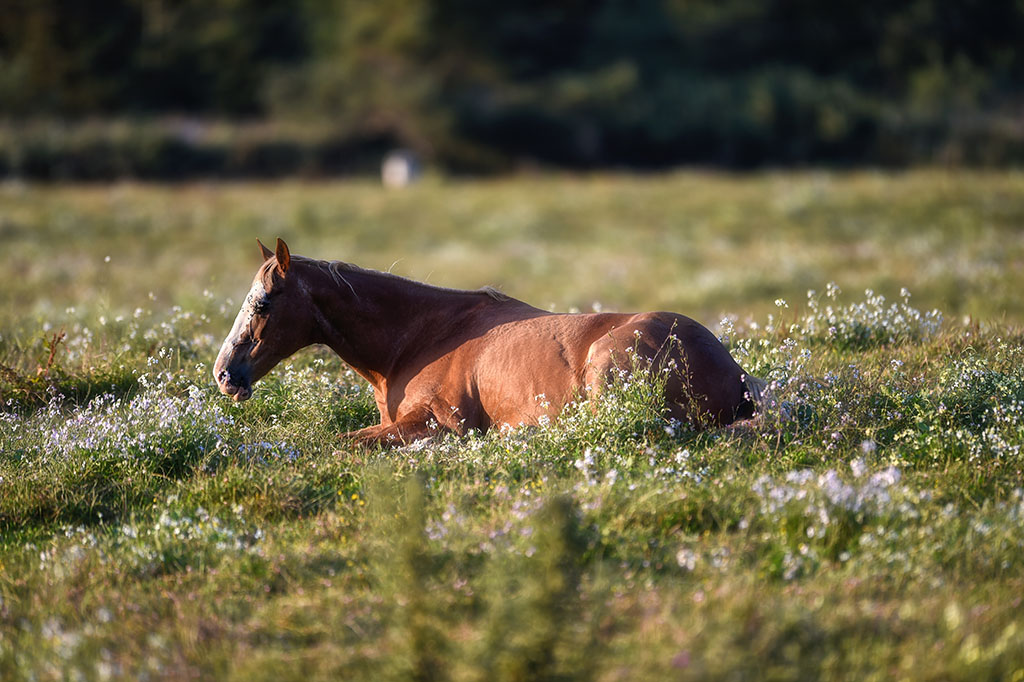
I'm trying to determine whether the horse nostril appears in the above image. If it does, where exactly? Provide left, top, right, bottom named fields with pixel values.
left=217, top=369, right=230, bottom=384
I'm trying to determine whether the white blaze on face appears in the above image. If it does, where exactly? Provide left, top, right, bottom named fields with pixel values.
left=219, top=278, right=267, bottom=360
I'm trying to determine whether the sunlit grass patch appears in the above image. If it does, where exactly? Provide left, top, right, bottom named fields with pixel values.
left=3, top=173, right=1024, bottom=680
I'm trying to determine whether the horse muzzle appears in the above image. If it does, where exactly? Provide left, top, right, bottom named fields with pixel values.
left=215, top=367, right=252, bottom=402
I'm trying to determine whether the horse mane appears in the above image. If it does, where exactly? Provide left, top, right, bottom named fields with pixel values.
left=291, top=254, right=511, bottom=302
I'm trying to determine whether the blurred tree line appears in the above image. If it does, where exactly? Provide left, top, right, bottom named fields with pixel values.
left=1, top=0, right=1022, bottom=176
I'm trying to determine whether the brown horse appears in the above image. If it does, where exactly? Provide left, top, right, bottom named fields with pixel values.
left=214, top=239, right=763, bottom=445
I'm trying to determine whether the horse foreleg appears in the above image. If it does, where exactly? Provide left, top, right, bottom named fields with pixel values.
left=340, top=420, right=441, bottom=447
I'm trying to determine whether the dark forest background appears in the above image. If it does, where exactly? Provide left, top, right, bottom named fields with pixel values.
left=2, top=0, right=1023, bottom=177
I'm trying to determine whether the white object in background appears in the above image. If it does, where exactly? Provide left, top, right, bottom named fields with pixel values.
left=381, top=150, right=421, bottom=188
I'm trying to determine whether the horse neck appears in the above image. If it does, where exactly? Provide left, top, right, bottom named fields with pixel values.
left=301, top=264, right=493, bottom=385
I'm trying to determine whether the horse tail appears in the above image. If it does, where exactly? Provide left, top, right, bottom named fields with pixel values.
left=741, top=374, right=792, bottom=421
left=743, top=374, right=768, bottom=407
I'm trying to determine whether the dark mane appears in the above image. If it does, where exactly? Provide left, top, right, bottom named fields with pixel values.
left=291, top=254, right=511, bottom=302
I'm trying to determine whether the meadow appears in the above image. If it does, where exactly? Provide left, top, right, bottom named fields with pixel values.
left=1, top=170, right=1023, bottom=680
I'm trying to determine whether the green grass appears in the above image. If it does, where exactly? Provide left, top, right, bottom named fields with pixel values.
left=2, top=171, right=1024, bottom=680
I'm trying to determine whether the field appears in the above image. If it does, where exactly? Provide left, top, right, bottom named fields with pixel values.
left=2, top=170, right=1024, bottom=680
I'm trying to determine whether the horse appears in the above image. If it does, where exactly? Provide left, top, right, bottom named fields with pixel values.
left=214, top=239, right=764, bottom=445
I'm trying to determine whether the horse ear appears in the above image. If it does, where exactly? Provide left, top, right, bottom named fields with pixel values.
left=258, top=238, right=274, bottom=262
left=275, top=238, right=291, bottom=276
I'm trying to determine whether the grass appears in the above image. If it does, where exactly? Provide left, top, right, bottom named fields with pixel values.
left=2, top=170, right=1024, bottom=680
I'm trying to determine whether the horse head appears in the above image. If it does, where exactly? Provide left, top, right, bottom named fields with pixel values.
left=214, top=238, right=314, bottom=401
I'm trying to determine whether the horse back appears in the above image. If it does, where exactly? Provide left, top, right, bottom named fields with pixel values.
left=389, top=304, right=748, bottom=431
